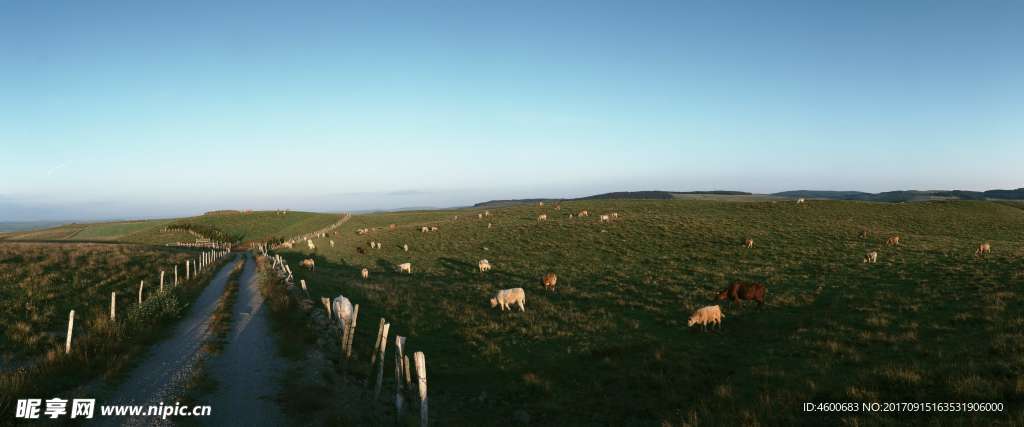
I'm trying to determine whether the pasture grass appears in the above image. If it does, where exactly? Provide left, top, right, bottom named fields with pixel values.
left=0, top=243, right=228, bottom=420
left=279, top=199, right=1024, bottom=425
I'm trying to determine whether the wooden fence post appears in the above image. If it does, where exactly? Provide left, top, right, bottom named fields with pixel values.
left=321, top=297, right=332, bottom=319
left=345, top=304, right=360, bottom=359
left=415, top=352, right=428, bottom=427
left=371, top=318, right=386, bottom=366
left=395, top=335, right=407, bottom=416
left=300, top=279, right=307, bottom=293
left=174, top=265, right=178, bottom=286
left=110, top=292, right=116, bottom=320
left=160, top=270, right=165, bottom=292
left=374, top=323, right=391, bottom=399
left=404, top=355, right=412, bottom=389
left=65, top=310, right=75, bottom=354
left=138, top=280, right=144, bottom=304
left=186, top=260, right=191, bottom=280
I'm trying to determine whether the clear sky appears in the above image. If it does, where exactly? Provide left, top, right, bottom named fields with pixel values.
left=1, top=1, right=1022, bottom=220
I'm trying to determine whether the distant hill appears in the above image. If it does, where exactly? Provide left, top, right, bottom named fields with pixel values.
left=474, top=191, right=752, bottom=207
left=0, top=221, right=70, bottom=233
left=474, top=188, right=1024, bottom=207
left=773, top=188, right=1024, bottom=202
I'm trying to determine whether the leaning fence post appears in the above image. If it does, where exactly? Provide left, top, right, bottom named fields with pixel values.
left=138, top=280, right=144, bottom=304
left=415, top=352, right=428, bottom=427
left=345, top=304, right=360, bottom=359
left=65, top=310, right=75, bottom=354
left=394, top=335, right=407, bottom=416
left=110, top=292, right=116, bottom=320
left=371, top=318, right=386, bottom=366
left=374, top=323, right=391, bottom=399
left=160, top=270, right=165, bottom=292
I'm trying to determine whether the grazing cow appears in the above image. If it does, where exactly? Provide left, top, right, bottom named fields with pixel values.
left=332, top=295, right=354, bottom=330
left=300, top=258, right=316, bottom=271
left=487, top=223, right=493, bottom=228
left=599, top=214, right=610, bottom=222
left=356, top=247, right=366, bottom=254
left=307, top=240, right=316, bottom=250
left=430, top=226, right=439, bottom=232
left=859, top=229, right=869, bottom=239
left=398, top=262, right=412, bottom=274
left=478, top=213, right=483, bottom=219
left=864, top=251, right=878, bottom=264
left=744, top=238, right=754, bottom=248
left=357, top=228, right=369, bottom=235
left=976, top=242, right=992, bottom=256
left=490, top=288, right=526, bottom=312
left=555, top=204, right=561, bottom=211
left=403, top=244, right=409, bottom=252
left=611, top=212, right=619, bottom=219
left=421, top=226, right=429, bottom=233
left=886, top=236, right=901, bottom=246
left=688, top=305, right=724, bottom=331
left=542, top=272, right=557, bottom=291
left=453, top=215, right=459, bottom=221
left=329, top=240, right=335, bottom=248
left=538, top=201, right=544, bottom=207
left=717, top=282, right=766, bottom=306
left=796, top=198, right=806, bottom=204
left=537, top=214, right=548, bottom=221
left=569, top=214, right=575, bottom=219
left=361, top=268, right=369, bottom=279
left=280, top=242, right=294, bottom=249
left=389, top=224, right=397, bottom=230
left=478, top=259, right=492, bottom=272
left=484, top=210, right=490, bottom=216
left=578, top=210, right=590, bottom=217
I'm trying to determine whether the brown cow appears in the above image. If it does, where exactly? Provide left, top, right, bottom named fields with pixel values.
left=886, top=235, right=901, bottom=246
left=542, top=272, right=557, bottom=291
left=356, top=246, right=366, bottom=254
left=717, top=282, right=766, bottom=306
left=743, top=238, right=754, bottom=248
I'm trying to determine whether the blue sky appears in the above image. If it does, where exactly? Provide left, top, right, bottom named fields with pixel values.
left=1, top=1, right=1022, bottom=220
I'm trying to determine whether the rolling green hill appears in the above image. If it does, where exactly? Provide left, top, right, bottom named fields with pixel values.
left=1, top=211, right=346, bottom=245
left=278, top=199, right=1024, bottom=425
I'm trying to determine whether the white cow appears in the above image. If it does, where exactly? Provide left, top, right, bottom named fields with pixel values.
left=332, top=295, right=354, bottom=330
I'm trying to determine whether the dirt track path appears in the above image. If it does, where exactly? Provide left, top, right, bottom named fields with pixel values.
left=98, top=255, right=241, bottom=426
left=203, top=253, right=286, bottom=425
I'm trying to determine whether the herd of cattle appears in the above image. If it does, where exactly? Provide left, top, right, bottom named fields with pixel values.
left=285, top=199, right=997, bottom=333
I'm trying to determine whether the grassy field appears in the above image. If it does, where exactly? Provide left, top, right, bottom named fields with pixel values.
left=0, top=242, right=194, bottom=365
left=0, top=211, right=345, bottom=245
left=278, top=199, right=1024, bottom=425
left=0, top=242, right=229, bottom=420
